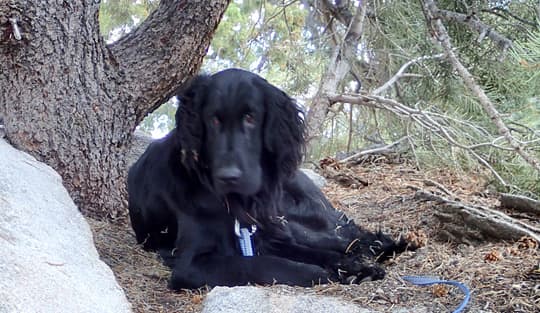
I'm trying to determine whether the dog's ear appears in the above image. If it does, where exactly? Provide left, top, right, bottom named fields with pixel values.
left=256, top=78, right=306, bottom=179
left=174, top=74, right=211, bottom=170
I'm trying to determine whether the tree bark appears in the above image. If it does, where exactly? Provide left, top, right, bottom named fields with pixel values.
left=499, top=193, right=540, bottom=216
left=414, top=189, right=540, bottom=244
left=305, top=0, right=366, bottom=143
left=0, top=0, right=229, bottom=219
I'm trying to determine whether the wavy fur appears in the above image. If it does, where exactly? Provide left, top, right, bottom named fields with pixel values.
left=127, top=69, right=412, bottom=289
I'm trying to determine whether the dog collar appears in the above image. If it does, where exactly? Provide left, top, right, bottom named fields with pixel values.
left=234, top=219, right=257, bottom=257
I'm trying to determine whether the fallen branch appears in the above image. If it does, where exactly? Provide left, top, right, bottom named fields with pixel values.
left=319, top=158, right=368, bottom=188
left=499, top=193, right=540, bottom=216
left=339, top=136, right=409, bottom=164
left=414, top=189, right=540, bottom=244
left=422, top=179, right=454, bottom=197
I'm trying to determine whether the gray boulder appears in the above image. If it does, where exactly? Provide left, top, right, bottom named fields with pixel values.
left=202, top=287, right=431, bottom=313
left=0, top=139, right=131, bottom=313
left=300, top=168, right=326, bottom=188
left=202, top=286, right=368, bottom=313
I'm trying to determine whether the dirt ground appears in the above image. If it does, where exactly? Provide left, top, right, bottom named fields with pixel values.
left=89, top=160, right=539, bottom=313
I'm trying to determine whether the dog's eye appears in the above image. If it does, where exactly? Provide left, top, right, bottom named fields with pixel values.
left=243, top=113, right=255, bottom=127
left=211, top=116, right=220, bottom=127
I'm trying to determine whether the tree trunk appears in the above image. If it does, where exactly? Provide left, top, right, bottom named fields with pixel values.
left=305, top=0, right=365, bottom=144
left=0, top=0, right=229, bottom=219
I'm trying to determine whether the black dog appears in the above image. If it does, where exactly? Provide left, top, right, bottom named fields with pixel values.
left=127, top=69, right=409, bottom=289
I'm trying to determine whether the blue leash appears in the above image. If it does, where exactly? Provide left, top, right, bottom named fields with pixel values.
left=402, top=275, right=471, bottom=313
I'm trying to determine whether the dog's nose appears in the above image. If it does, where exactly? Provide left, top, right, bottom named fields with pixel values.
left=216, top=166, right=242, bottom=184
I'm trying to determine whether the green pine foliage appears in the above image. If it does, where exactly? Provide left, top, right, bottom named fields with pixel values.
left=99, top=0, right=158, bottom=41
left=98, top=0, right=540, bottom=196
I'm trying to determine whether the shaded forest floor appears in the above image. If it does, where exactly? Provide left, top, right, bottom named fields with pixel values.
left=89, top=160, right=539, bottom=313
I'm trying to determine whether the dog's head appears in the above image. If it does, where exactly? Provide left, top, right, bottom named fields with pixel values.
left=175, top=68, right=305, bottom=197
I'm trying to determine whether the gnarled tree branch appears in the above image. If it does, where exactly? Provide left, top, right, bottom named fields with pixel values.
left=109, top=0, right=229, bottom=124
left=500, top=193, right=540, bottom=216
left=414, top=189, right=540, bottom=244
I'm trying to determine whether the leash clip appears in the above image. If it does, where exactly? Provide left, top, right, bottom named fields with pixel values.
left=234, top=219, right=257, bottom=257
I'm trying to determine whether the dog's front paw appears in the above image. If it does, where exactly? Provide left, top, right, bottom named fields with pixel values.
left=337, top=257, right=386, bottom=284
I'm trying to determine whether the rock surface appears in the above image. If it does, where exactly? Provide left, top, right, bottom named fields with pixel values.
left=202, top=286, right=430, bottom=313
left=300, top=168, right=327, bottom=188
left=0, top=139, right=131, bottom=313
left=202, top=286, right=367, bottom=313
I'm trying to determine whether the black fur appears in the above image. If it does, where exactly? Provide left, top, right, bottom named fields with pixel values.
left=128, top=69, right=410, bottom=289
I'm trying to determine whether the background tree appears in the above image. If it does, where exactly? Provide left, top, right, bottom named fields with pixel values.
left=129, top=0, right=540, bottom=197
left=0, top=0, right=229, bottom=218
left=2, top=0, right=537, bottom=222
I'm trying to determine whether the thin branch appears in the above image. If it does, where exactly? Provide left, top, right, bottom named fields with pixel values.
left=339, top=136, right=409, bottom=164
left=372, top=53, right=444, bottom=96
left=466, top=136, right=509, bottom=150
left=331, top=93, right=525, bottom=153
left=327, top=92, right=516, bottom=186
left=406, top=123, right=421, bottom=169
left=432, top=7, right=513, bottom=51
left=482, top=7, right=539, bottom=29
left=468, top=149, right=508, bottom=187
left=422, top=179, right=454, bottom=196
left=424, top=0, right=540, bottom=174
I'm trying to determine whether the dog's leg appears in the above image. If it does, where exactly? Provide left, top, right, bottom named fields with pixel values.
left=168, top=255, right=335, bottom=289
